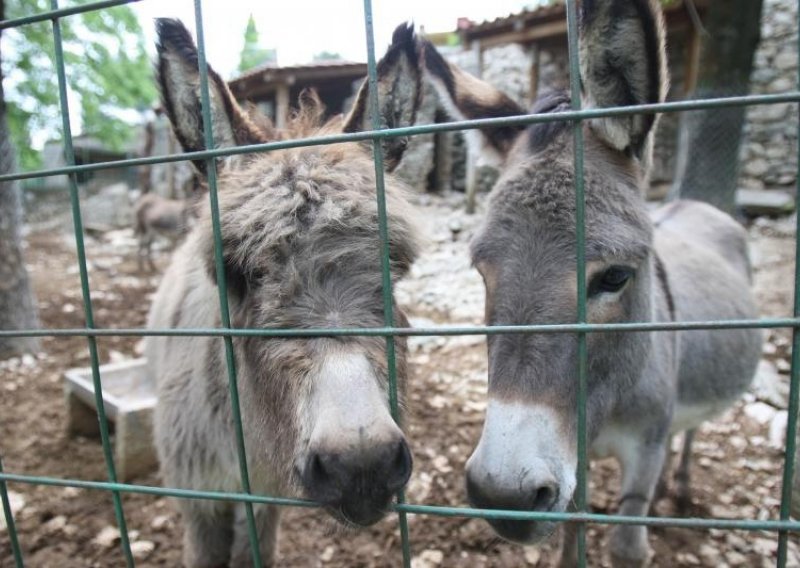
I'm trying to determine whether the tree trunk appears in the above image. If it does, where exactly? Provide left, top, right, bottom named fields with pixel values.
left=673, top=0, right=764, bottom=214
left=0, top=0, right=41, bottom=357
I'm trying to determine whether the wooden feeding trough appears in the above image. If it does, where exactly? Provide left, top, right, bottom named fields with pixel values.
left=63, top=358, right=158, bottom=482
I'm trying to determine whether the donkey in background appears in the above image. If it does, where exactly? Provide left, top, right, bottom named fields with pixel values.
left=146, top=19, right=423, bottom=566
left=421, top=0, right=761, bottom=565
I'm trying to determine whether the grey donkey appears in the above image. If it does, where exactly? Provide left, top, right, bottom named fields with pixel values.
left=134, top=192, right=195, bottom=272
left=145, top=19, right=424, bottom=567
left=420, top=0, right=762, bottom=565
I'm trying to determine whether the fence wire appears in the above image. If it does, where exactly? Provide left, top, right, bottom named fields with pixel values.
left=1, top=0, right=800, bottom=567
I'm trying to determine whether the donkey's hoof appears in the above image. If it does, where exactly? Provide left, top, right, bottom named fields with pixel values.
left=609, top=528, right=652, bottom=568
left=674, top=492, right=692, bottom=515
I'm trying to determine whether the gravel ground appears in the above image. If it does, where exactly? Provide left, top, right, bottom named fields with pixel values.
left=0, top=192, right=798, bottom=567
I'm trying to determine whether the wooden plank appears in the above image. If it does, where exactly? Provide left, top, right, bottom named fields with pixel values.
left=683, top=23, right=703, bottom=96
left=478, top=19, right=566, bottom=50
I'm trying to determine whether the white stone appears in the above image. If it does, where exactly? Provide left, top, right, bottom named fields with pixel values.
left=743, top=159, right=770, bottom=177
left=750, top=359, right=789, bottom=409
left=774, top=50, right=798, bottom=71
left=699, top=544, right=721, bottom=567
left=411, top=549, right=444, bottom=568
left=0, top=491, right=25, bottom=530
left=150, top=514, right=171, bottom=531
left=130, top=540, right=155, bottom=560
left=92, top=526, right=121, bottom=548
left=743, top=401, right=778, bottom=424
left=524, top=547, right=542, bottom=565
left=320, top=545, right=335, bottom=562
left=42, top=515, right=67, bottom=534
left=768, top=410, right=788, bottom=448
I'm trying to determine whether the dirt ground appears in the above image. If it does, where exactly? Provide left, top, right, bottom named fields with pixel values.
left=1, top=193, right=799, bottom=567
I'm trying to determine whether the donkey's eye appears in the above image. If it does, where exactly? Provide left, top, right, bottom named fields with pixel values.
left=590, top=266, right=634, bottom=296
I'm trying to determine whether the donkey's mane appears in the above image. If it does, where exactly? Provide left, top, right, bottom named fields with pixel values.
left=197, top=95, right=419, bottom=301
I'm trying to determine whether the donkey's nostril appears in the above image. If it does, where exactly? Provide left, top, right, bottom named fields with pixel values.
left=309, top=453, right=327, bottom=481
left=386, top=439, right=413, bottom=492
left=305, top=451, right=344, bottom=502
left=531, top=482, right=559, bottom=512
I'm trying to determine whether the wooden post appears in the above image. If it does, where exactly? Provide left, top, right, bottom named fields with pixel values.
left=275, top=83, right=290, bottom=129
left=529, top=44, right=540, bottom=104
left=683, top=24, right=702, bottom=98
left=465, top=133, right=479, bottom=214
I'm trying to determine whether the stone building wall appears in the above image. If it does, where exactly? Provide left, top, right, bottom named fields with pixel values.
left=429, top=3, right=799, bottom=196
left=739, top=0, right=799, bottom=190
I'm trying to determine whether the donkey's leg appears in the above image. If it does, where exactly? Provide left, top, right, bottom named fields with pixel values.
left=674, top=429, right=695, bottom=513
left=608, top=435, right=669, bottom=568
left=180, top=500, right=234, bottom=568
left=649, top=441, right=672, bottom=515
left=230, top=503, right=281, bottom=567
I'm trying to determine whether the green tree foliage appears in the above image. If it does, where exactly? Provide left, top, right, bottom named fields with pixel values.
left=4, top=0, right=157, bottom=171
left=238, top=14, right=276, bottom=73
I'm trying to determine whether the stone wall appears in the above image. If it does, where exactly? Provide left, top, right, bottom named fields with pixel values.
left=740, top=0, right=799, bottom=190
left=428, top=3, right=799, bottom=197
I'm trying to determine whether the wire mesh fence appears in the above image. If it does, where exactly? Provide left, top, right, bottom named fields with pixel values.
left=0, top=0, right=799, bottom=567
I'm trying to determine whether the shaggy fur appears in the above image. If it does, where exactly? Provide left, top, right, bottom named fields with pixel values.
left=146, top=18, right=423, bottom=567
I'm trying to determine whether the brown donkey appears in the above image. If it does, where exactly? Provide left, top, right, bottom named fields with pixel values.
left=145, top=20, right=423, bottom=566
left=422, top=1, right=761, bottom=566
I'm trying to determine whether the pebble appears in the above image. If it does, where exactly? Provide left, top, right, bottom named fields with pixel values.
left=768, top=410, right=788, bottom=448
left=752, top=537, right=777, bottom=556
left=92, top=526, right=120, bottom=548
left=699, top=544, right=721, bottom=566
left=726, top=534, right=748, bottom=550
left=431, top=455, right=453, bottom=474
left=751, top=360, right=789, bottom=409
left=725, top=550, right=747, bottom=565
left=676, top=552, right=700, bottom=565
left=150, top=514, right=171, bottom=531
left=0, top=491, right=25, bottom=530
left=524, top=547, right=541, bottom=565
left=130, top=540, right=155, bottom=560
left=320, top=545, right=335, bottom=562
left=42, top=515, right=67, bottom=534
left=743, top=401, right=778, bottom=424
left=62, top=487, right=82, bottom=499
left=411, top=549, right=444, bottom=567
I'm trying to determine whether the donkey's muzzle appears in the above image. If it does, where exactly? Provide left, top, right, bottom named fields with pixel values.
left=301, top=438, right=412, bottom=526
left=466, top=471, right=560, bottom=544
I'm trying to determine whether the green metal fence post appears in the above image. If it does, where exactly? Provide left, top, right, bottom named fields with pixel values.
left=48, top=2, right=134, bottom=565
left=565, top=1, right=589, bottom=565
left=775, top=4, right=800, bottom=566
left=360, top=1, right=412, bottom=564
left=191, top=1, right=262, bottom=565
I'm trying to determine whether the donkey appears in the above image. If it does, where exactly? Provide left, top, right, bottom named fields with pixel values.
left=421, top=1, right=761, bottom=565
left=134, top=192, right=196, bottom=272
left=145, top=19, right=423, bottom=567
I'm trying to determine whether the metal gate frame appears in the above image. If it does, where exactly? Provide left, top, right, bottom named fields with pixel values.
left=1, top=1, right=800, bottom=566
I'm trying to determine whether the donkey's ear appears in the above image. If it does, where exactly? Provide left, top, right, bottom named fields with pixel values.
left=580, top=0, right=668, bottom=158
left=421, top=39, right=527, bottom=160
left=155, top=18, right=270, bottom=176
left=343, top=23, right=423, bottom=172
